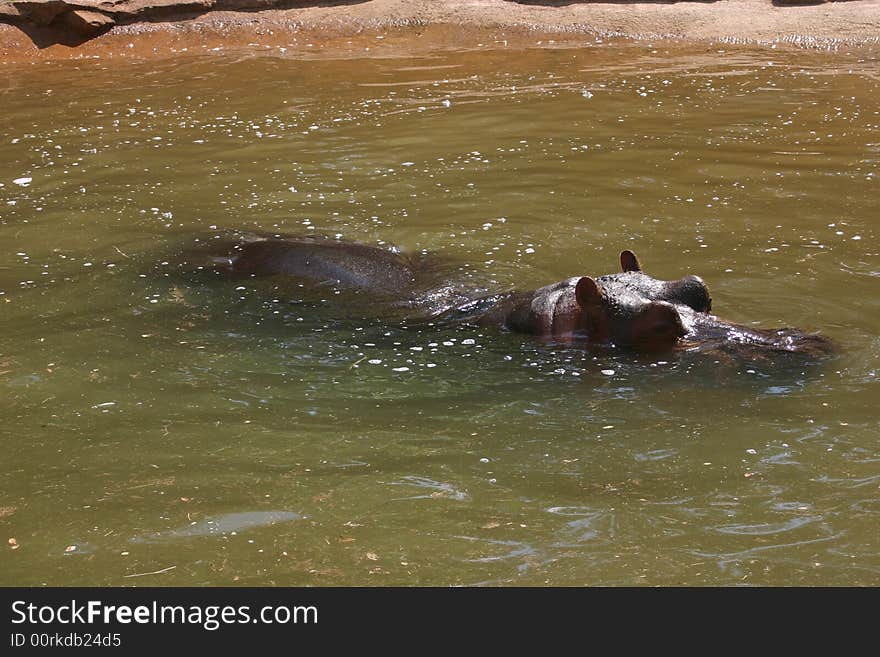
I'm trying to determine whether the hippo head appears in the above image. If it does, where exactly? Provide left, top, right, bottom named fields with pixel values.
left=526, top=250, right=712, bottom=350
left=527, top=276, right=685, bottom=351
left=572, top=276, right=688, bottom=350
left=607, top=250, right=712, bottom=313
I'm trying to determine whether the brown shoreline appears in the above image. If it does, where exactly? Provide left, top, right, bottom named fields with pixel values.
left=1, top=0, right=880, bottom=63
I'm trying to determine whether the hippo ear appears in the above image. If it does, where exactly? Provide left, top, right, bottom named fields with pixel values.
left=620, top=250, right=642, bottom=272
left=575, top=276, right=603, bottom=307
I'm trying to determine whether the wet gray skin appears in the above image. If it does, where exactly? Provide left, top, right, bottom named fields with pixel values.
left=175, top=231, right=472, bottom=320
left=678, top=305, right=834, bottom=360
left=186, top=232, right=427, bottom=296
left=597, top=249, right=713, bottom=313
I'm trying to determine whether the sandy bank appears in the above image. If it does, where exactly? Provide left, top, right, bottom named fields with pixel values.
left=1, top=0, right=879, bottom=62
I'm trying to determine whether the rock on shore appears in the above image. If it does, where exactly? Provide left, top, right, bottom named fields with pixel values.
left=0, top=0, right=318, bottom=38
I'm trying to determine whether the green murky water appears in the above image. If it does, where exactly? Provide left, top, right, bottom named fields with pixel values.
left=1, top=41, right=878, bottom=586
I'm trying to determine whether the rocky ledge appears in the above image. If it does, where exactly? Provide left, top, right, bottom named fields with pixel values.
left=0, top=0, right=325, bottom=40
left=0, top=0, right=846, bottom=41
left=0, top=0, right=867, bottom=52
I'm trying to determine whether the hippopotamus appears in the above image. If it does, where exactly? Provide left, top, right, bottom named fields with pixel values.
left=180, top=231, right=831, bottom=358
left=463, top=250, right=831, bottom=358
left=458, top=249, right=713, bottom=351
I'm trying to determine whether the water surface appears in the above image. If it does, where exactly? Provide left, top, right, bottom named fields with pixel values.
left=1, top=41, right=878, bottom=585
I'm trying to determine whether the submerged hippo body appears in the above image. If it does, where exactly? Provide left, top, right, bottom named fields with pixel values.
left=184, top=232, right=831, bottom=359
left=194, top=233, right=426, bottom=296
left=182, top=232, right=475, bottom=318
